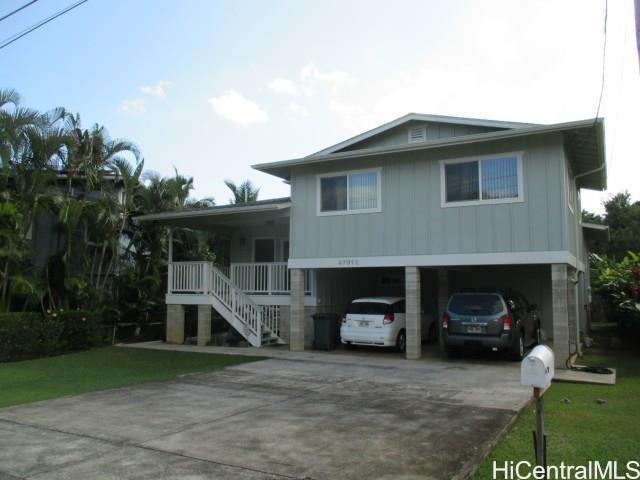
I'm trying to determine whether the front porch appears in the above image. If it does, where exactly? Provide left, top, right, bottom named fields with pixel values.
left=168, top=261, right=315, bottom=301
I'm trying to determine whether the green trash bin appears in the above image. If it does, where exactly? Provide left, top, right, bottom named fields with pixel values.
left=312, top=313, right=339, bottom=350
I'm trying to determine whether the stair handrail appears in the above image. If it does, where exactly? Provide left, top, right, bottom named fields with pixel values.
left=210, top=264, right=263, bottom=346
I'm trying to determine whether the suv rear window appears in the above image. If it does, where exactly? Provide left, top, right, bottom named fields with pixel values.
left=449, top=294, right=504, bottom=315
left=348, top=302, right=390, bottom=315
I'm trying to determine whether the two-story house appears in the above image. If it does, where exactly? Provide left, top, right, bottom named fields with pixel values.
left=137, top=113, right=607, bottom=368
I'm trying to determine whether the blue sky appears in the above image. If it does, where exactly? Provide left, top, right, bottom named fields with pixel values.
left=2, top=0, right=638, bottom=212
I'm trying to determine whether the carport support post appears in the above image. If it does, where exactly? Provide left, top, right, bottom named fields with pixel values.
left=166, top=304, right=185, bottom=344
left=197, top=305, right=211, bottom=346
left=551, top=264, right=570, bottom=369
left=290, top=268, right=305, bottom=351
left=405, top=266, right=421, bottom=360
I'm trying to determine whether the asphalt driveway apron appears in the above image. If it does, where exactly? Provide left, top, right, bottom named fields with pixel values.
left=0, top=352, right=530, bottom=479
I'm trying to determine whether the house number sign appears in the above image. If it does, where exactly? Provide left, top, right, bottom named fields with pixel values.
left=338, top=259, right=359, bottom=266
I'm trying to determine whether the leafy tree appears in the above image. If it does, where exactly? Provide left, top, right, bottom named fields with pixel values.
left=602, top=192, right=640, bottom=260
left=224, top=179, right=259, bottom=204
left=582, top=210, right=604, bottom=225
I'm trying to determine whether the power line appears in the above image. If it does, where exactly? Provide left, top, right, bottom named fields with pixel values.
left=593, top=0, right=608, bottom=123
left=0, top=0, right=88, bottom=51
left=0, top=0, right=40, bottom=23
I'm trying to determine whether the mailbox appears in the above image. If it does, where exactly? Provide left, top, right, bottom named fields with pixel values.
left=521, top=345, right=554, bottom=389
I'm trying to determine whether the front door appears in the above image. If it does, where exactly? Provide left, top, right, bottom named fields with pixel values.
left=254, top=239, right=275, bottom=262
left=254, top=239, right=275, bottom=292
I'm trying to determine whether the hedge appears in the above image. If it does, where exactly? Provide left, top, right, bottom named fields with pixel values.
left=0, top=310, right=100, bottom=362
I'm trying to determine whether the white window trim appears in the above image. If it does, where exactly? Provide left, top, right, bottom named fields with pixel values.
left=566, top=163, right=575, bottom=214
left=316, top=167, right=382, bottom=216
left=439, top=151, right=525, bottom=208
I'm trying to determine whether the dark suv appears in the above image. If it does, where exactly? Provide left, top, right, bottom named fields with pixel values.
left=441, top=290, right=540, bottom=360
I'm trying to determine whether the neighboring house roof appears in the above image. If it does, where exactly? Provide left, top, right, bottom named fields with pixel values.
left=253, top=117, right=606, bottom=190
left=582, top=222, right=610, bottom=242
left=133, top=197, right=291, bottom=229
left=307, top=113, right=538, bottom=157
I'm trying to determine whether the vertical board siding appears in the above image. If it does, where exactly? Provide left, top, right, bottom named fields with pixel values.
left=291, top=133, right=569, bottom=260
left=338, top=121, right=500, bottom=152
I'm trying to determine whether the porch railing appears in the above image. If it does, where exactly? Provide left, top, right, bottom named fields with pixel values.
left=230, top=262, right=312, bottom=295
left=168, top=261, right=313, bottom=296
left=168, top=261, right=211, bottom=294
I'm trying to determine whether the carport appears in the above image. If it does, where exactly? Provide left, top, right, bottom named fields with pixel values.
left=289, top=262, right=579, bottom=367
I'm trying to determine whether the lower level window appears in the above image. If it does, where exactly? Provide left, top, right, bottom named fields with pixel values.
left=442, top=153, right=522, bottom=206
left=319, top=169, right=380, bottom=214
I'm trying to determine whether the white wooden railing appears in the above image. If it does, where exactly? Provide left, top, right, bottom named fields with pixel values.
left=167, top=262, right=285, bottom=346
left=168, top=261, right=211, bottom=294
left=210, top=265, right=262, bottom=343
left=230, top=262, right=313, bottom=295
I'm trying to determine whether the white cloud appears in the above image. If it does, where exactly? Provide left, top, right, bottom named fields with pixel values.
left=268, top=78, right=298, bottom=95
left=120, top=98, right=145, bottom=113
left=288, top=102, right=309, bottom=117
left=208, top=90, right=269, bottom=127
left=140, top=80, right=172, bottom=98
left=301, top=62, right=356, bottom=91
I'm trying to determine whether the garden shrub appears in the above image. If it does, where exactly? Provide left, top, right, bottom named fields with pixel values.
left=0, top=313, right=64, bottom=361
left=0, top=310, right=101, bottom=362
left=49, top=309, right=100, bottom=351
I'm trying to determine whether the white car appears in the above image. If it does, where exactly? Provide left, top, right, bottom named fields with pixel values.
left=340, top=297, right=436, bottom=352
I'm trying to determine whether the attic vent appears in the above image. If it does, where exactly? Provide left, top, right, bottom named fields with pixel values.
left=408, top=127, right=426, bottom=143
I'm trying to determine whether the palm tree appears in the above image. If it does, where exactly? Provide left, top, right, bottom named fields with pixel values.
left=64, top=114, right=140, bottom=194
left=224, top=179, right=259, bottom=204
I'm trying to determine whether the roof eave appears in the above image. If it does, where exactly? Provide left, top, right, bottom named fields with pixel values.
left=253, top=118, right=599, bottom=181
left=306, top=113, right=539, bottom=157
left=134, top=201, right=291, bottom=223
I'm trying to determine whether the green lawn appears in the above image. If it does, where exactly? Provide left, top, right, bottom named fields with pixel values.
left=0, top=346, right=264, bottom=408
left=473, top=346, right=640, bottom=479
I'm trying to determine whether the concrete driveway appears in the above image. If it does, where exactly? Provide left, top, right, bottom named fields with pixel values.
left=0, top=345, right=530, bottom=480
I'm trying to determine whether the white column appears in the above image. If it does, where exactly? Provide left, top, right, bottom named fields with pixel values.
left=405, top=266, right=421, bottom=360
left=167, top=228, right=174, bottom=294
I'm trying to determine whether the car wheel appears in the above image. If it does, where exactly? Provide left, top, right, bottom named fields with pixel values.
left=395, top=330, right=406, bottom=353
left=511, top=331, right=525, bottom=361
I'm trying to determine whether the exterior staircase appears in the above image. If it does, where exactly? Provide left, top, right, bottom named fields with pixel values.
left=168, top=262, right=284, bottom=347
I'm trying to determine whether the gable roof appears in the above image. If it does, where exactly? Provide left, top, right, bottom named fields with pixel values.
left=253, top=117, right=606, bottom=191
left=308, top=113, right=539, bottom=157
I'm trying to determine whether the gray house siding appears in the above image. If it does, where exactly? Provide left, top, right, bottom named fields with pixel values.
left=338, top=120, right=502, bottom=152
left=290, top=133, right=569, bottom=262
left=229, top=223, right=289, bottom=263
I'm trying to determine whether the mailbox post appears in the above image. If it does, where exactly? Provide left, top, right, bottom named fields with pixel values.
left=521, top=345, right=555, bottom=470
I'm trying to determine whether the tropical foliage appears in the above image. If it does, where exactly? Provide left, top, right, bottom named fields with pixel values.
left=584, top=192, right=640, bottom=324
left=224, top=179, right=259, bottom=204
left=590, top=252, right=640, bottom=321
left=583, top=192, right=640, bottom=259
left=0, top=88, right=217, bottom=333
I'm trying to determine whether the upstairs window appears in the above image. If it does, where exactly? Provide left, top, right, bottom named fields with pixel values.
left=566, top=165, right=575, bottom=213
left=441, top=153, right=523, bottom=207
left=318, top=169, right=381, bottom=215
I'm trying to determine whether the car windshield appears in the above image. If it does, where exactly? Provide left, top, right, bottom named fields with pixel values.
left=348, top=302, right=390, bottom=315
left=449, top=294, right=503, bottom=315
